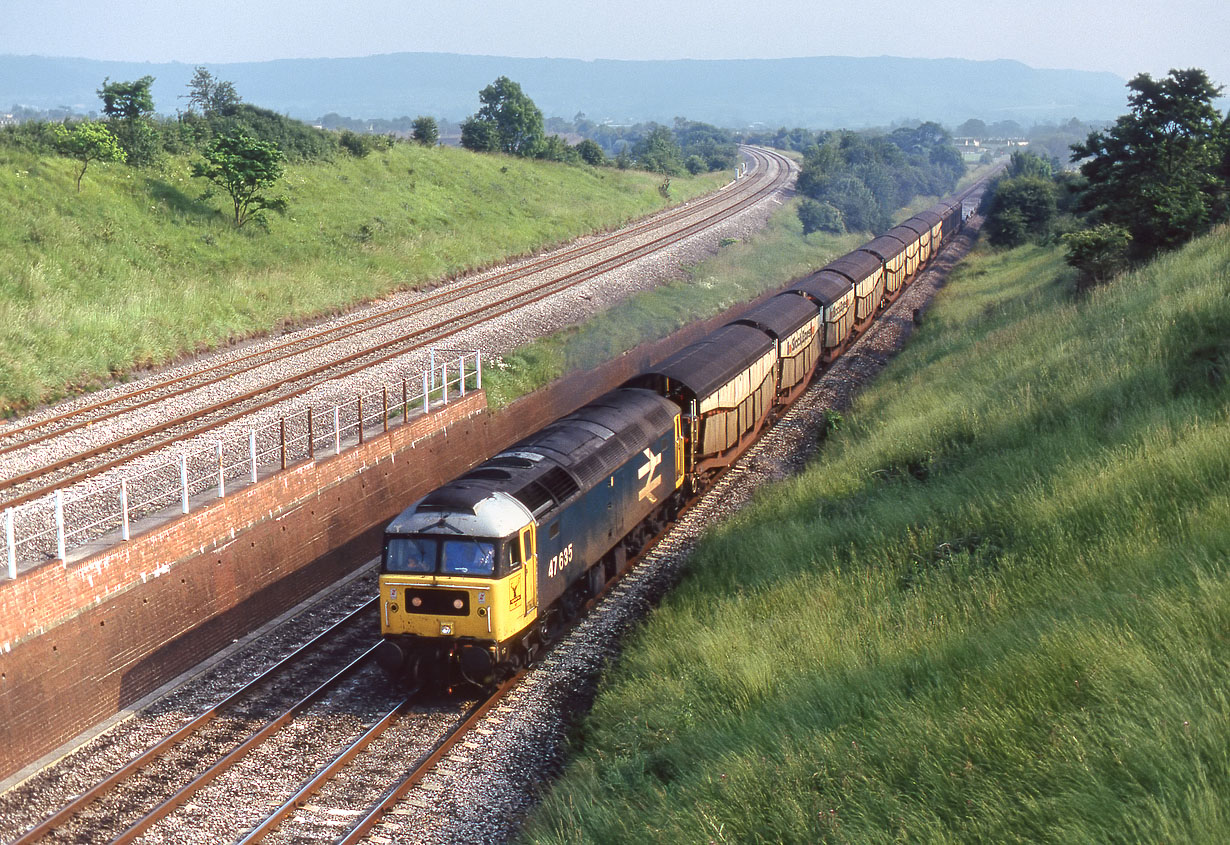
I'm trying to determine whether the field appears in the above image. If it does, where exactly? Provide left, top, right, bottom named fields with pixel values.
left=522, top=229, right=1230, bottom=842
left=0, top=143, right=726, bottom=415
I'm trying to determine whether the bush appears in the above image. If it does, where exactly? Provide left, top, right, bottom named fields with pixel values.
left=1063, top=224, right=1132, bottom=290
left=798, top=198, right=845, bottom=235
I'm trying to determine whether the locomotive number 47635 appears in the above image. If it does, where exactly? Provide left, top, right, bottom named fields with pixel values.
left=548, top=543, right=575, bottom=577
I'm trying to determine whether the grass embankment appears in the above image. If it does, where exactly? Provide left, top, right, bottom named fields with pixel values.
left=0, top=144, right=726, bottom=415
left=523, top=231, right=1230, bottom=842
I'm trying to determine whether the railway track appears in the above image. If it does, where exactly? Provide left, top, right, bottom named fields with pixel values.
left=3, top=450, right=708, bottom=844
left=2, top=194, right=993, bottom=844
left=0, top=147, right=794, bottom=514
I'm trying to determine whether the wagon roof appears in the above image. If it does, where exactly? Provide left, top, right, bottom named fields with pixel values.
left=860, top=234, right=908, bottom=260
left=886, top=225, right=922, bottom=246
left=634, top=323, right=775, bottom=400
left=785, top=270, right=852, bottom=307
left=823, top=250, right=884, bottom=282
left=730, top=293, right=820, bottom=340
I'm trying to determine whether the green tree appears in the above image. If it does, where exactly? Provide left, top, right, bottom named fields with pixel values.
left=632, top=126, right=683, bottom=175
left=411, top=116, right=438, bottom=146
left=461, top=76, right=545, bottom=157
left=97, top=75, right=158, bottom=164
left=183, top=67, right=240, bottom=117
left=575, top=138, right=605, bottom=166
left=984, top=176, right=1058, bottom=247
left=1062, top=223, right=1132, bottom=290
left=1007, top=150, right=1053, bottom=180
left=50, top=121, right=126, bottom=191
left=191, top=131, right=287, bottom=228
left=797, top=198, right=845, bottom=235
left=1071, top=68, right=1228, bottom=257
left=460, top=116, right=500, bottom=152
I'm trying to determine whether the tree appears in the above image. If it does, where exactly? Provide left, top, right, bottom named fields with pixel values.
left=460, top=76, right=545, bottom=157
left=183, top=67, right=240, bottom=116
left=97, top=75, right=158, bottom=164
left=98, top=76, right=155, bottom=121
left=1063, top=224, right=1132, bottom=290
left=575, top=138, right=605, bottom=166
left=192, top=132, right=287, bottom=227
left=632, top=125, right=683, bottom=175
left=411, top=116, right=438, bottom=146
left=957, top=118, right=988, bottom=138
left=50, top=121, right=126, bottom=191
left=460, top=116, right=500, bottom=152
left=983, top=176, right=1057, bottom=247
left=1071, top=68, right=1228, bottom=257
left=798, top=199, right=844, bottom=235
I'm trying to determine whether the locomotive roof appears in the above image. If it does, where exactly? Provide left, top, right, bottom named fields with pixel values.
left=823, top=250, right=883, bottom=282
left=785, top=270, right=852, bottom=307
left=730, top=294, right=819, bottom=340
left=388, top=387, right=677, bottom=532
left=859, top=233, right=908, bottom=260
left=630, top=323, right=775, bottom=401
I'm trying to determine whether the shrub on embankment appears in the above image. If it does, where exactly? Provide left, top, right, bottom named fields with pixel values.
left=0, top=143, right=726, bottom=415
left=522, top=229, right=1230, bottom=842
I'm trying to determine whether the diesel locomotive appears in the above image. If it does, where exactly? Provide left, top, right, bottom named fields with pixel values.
left=376, top=185, right=972, bottom=688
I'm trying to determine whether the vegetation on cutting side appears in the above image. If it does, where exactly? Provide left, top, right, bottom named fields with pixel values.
left=981, top=67, right=1229, bottom=290
left=793, top=123, right=966, bottom=235
left=521, top=221, right=1230, bottom=845
left=0, top=139, right=726, bottom=415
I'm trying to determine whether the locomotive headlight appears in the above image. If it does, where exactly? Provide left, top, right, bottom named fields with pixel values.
left=453, top=598, right=465, bottom=610
left=440, top=624, right=453, bottom=635
left=411, top=596, right=422, bottom=608
left=478, top=607, right=487, bottom=617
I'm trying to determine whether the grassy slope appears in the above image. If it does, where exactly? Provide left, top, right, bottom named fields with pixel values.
left=522, top=231, right=1230, bottom=842
left=0, top=145, right=725, bottom=414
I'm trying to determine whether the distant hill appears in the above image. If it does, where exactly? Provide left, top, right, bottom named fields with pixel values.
left=0, top=52, right=1131, bottom=128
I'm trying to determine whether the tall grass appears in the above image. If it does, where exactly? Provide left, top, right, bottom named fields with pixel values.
left=522, top=230, right=1230, bottom=843
left=0, top=145, right=726, bottom=414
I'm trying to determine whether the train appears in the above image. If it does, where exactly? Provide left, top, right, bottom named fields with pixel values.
left=375, top=186, right=972, bottom=689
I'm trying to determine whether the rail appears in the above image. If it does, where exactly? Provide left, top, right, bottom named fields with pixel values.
left=2, top=350, right=482, bottom=577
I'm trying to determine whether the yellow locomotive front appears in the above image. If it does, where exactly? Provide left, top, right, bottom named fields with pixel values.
left=376, top=489, right=540, bottom=687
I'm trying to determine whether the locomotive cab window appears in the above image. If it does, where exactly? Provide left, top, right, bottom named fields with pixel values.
left=441, top=539, right=496, bottom=576
left=384, top=537, right=438, bottom=573
left=507, top=538, right=523, bottom=572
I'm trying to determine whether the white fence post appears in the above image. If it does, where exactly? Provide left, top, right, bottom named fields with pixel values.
left=476, top=350, right=482, bottom=390
left=441, top=363, right=448, bottom=404
left=180, top=455, right=190, bottom=514
left=430, top=349, right=436, bottom=388
left=120, top=479, right=130, bottom=541
left=334, top=406, right=342, bottom=455
left=459, top=355, right=466, bottom=397
left=422, top=371, right=430, bottom=415
left=55, top=490, right=66, bottom=561
left=5, top=509, right=15, bottom=579
left=216, top=442, right=225, bottom=498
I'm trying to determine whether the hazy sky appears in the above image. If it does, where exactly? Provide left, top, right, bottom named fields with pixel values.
left=4, top=0, right=1228, bottom=87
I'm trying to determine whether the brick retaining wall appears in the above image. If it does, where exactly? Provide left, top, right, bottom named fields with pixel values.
left=0, top=300, right=747, bottom=782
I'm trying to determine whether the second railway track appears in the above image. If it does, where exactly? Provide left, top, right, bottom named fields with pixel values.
left=0, top=146, right=794, bottom=512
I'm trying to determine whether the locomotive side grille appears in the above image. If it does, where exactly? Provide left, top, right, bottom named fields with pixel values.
left=404, top=589, right=470, bottom=616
